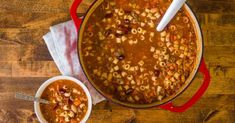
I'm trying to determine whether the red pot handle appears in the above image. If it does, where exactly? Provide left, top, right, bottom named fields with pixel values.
left=160, top=57, right=210, bottom=112
left=70, top=0, right=83, bottom=32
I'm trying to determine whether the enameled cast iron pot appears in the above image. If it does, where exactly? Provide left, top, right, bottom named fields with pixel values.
left=70, top=0, right=211, bottom=112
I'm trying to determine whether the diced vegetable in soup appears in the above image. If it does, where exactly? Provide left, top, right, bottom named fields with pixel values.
left=40, top=80, right=88, bottom=123
left=81, top=0, right=197, bottom=104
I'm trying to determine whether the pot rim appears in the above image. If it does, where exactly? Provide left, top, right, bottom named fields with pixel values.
left=77, top=0, right=203, bottom=108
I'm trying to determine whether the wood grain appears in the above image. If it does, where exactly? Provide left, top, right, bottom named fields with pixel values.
left=0, top=0, right=234, bottom=123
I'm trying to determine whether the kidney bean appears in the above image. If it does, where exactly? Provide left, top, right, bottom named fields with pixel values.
left=126, top=89, right=134, bottom=95
left=59, top=88, right=66, bottom=94
left=104, top=13, right=113, bottom=18
left=154, top=69, right=161, bottom=77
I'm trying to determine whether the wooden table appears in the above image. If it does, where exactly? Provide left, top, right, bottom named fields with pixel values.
left=0, top=0, right=234, bottom=122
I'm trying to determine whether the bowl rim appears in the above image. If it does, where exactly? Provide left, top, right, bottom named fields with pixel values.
left=77, top=0, right=203, bottom=108
left=34, top=75, right=92, bottom=123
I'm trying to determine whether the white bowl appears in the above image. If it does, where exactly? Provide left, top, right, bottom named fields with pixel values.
left=34, top=76, right=92, bottom=123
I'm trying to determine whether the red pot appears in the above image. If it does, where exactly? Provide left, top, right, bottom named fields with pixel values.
left=70, top=0, right=211, bottom=112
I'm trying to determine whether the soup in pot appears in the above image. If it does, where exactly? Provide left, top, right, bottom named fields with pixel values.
left=81, top=0, right=197, bottom=104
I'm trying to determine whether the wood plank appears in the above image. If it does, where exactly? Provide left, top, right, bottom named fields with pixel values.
left=3, top=93, right=233, bottom=110
left=0, top=108, right=135, bottom=123
left=0, top=61, right=60, bottom=77
left=0, top=45, right=52, bottom=61
left=0, top=29, right=47, bottom=45
left=0, top=13, right=70, bottom=29
left=0, top=76, right=234, bottom=110
left=0, top=108, right=39, bottom=123
left=204, top=46, right=235, bottom=63
left=1, top=0, right=234, bottom=14
left=0, top=77, right=46, bottom=93
left=205, top=14, right=235, bottom=27
left=188, top=0, right=235, bottom=14
left=0, top=45, right=235, bottom=63
left=0, top=77, right=235, bottom=109
left=0, top=108, right=233, bottom=123
left=0, top=73, right=232, bottom=98
left=0, top=63, right=12, bottom=77
left=1, top=81, right=234, bottom=109
left=1, top=12, right=234, bottom=30
left=0, top=27, right=234, bottom=49
left=1, top=92, right=234, bottom=113
left=88, top=110, right=136, bottom=123
left=12, top=61, right=60, bottom=77
left=134, top=109, right=235, bottom=123
left=0, top=0, right=70, bottom=13
left=0, top=13, right=234, bottom=48
left=198, top=13, right=235, bottom=46
left=0, top=61, right=234, bottom=94
left=207, top=29, right=235, bottom=46
left=0, top=0, right=94, bottom=13
left=1, top=95, right=234, bottom=123
left=0, top=45, right=233, bottom=68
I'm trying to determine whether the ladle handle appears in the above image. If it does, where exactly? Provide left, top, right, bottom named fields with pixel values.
left=160, top=58, right=211, bottom=112
left=15, top=92, right=50, bottom=104
left=157, top=0, right=187, bottom=31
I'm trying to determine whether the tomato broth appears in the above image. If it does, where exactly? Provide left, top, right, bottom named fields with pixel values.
left=81, top=0, right=197, bottom=104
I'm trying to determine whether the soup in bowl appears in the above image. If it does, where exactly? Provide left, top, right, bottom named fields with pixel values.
left=34, top=76, right=92, bottom=123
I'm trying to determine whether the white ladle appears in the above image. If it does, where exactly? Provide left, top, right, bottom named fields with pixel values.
left=157, top=0, right=187, bottom=32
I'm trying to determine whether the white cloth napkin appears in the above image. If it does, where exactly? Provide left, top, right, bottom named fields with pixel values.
left=43, top=20, right=105, bottom=105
